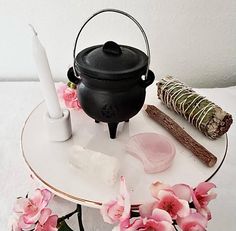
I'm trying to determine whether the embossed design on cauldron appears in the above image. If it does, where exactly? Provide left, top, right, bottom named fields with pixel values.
left=68, top=9, right=155, bottom=139
left=101, top=105, right=117, bottom=119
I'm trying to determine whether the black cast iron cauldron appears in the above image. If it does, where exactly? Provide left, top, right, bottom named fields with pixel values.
left=68, top=9, right=155, bottom=139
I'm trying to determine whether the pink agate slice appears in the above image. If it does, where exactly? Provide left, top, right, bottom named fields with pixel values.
left=126, top=133, right=176, bottom=173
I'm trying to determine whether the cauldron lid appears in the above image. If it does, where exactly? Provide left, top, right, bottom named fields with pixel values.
left=75, top=41, right=148, bottom=80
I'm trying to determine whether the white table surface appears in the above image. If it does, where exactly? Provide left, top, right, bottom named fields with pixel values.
left=0, top=82, right=236, bottom=230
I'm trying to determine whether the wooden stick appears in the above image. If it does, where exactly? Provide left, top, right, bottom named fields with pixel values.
left=145, top=105, right=217, bottom=167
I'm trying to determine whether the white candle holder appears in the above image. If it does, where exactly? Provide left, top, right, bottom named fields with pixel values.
left=44, top=109, right=72, bottom=141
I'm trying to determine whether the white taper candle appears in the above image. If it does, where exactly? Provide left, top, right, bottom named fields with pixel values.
left=30, top=25, right=63, bottom=119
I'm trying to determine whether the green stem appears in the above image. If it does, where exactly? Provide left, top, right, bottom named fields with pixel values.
left=189, top=201, right=195, bottom=208
left=77, top=204, right=84, bottom=231
left=173, top=224, right=179, bottom=231
left=58, top=207, right=78, bottom=223
left=131, top=210, right=140, bottom=217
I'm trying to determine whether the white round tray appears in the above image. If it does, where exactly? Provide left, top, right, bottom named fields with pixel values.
left=21, top=91, right=227, bottom=209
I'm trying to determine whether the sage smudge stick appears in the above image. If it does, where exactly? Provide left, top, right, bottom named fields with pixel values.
left=145, top=105, right=217, bottom=167
left=157, top=76, right=233, bottom=139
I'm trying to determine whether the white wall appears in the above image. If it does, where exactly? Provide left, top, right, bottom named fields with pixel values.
left=0, top=0, right=236, bottom=87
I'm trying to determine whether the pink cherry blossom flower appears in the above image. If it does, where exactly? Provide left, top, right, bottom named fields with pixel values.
left=176, top=211, right=208, bottom=231
left=101, top=176, right=130, bottom=227
left=192, top=182, right=217, bottom=220
left=14, top=189, right=52, bottom=225
left=57, top=82, right=81, bottom=109
left=155, top=190, right=190, bottom=219
left=149, top=182, right=191, bottom=219
left=123, top=208, right=174, bottom=231
left=150, top=181, right=192, bottom=202
left=35, top=208, right=58, bottom=231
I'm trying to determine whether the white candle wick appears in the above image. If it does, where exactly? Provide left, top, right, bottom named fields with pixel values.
left=28, top=24, right=37, bottom=36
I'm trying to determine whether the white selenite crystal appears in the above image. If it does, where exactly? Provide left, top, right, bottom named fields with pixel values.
left=70, top=146, right=120, bottom=186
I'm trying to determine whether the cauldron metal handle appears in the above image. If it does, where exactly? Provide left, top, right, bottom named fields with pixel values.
left=73, top=8, right=151, bottom=80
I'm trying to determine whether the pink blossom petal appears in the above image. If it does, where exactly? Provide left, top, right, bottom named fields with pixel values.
left=56, top=83, right=67, bottom=99
left=151, top=208, right=173, bottom=223
left=119, top=176, right=128, bottom=198
left=41, top=189, right=52, bottom=203
left=23, top=212, right=41, bottom=225
left=159, top=221, right=175, bottom=231
left=35, top=214, right=58, bottom=231
left=109, top=201, right=124, bottom=221
left=112, top=225, right=120, bottom=231
left=46, top=215, right=58, bottom=226
left=100, top=200, right=118, bottom=224
left=177, top=212, right=208, bottom=231
left=23, top=206, right=41, bottom=224
left=43, top=215, right=58, bottom=231
left=65, top=100, right=73, bottom=108
left=195, top=182, right=216, bottom=195
left=13, top=198, right=29, bottom=213
left=36, top=189, right=52, bottom=210
left=126, top=217, right=174, bottom=231
left=125, top=218, right=144, bottom=231
left=205, top=192, right=217, bottom=202
left=119, top=176, right=130, bottom=225
left=139, top=202, right=156, bottom=218
left=63, top=88, right=77, bottom=102
left=31, top=189, right=44, bottom=207
left=192, top=192, right=201, bottom=210
left=198, top=207, right=212, bottom=220
left=65, top=99, right=81, bottom=109
left=18, top=215, right=35, bottom=230
left=71, top=100, right=81, bottom=109
left=150, top=181, right=170, bottom=199
left=11, top=222, right=21, bottom=231
left=184, top=223, right=205, bottom=231
left=144, top=219, right=174, bottom=231
left=171, top=184, right=192, bottom=201
left=177, top=199, right=190, bottom=218
left=158, top=190, right=175, bottom=200
left=9, top=214, right=21, bottom=231
left=38, top=208, right=52, bottom=225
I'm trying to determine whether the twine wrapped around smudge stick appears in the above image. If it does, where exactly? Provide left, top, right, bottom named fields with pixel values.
left=157, top=76, right=233, bottom=139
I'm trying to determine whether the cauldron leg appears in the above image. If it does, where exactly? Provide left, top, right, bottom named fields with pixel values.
left=108, top=122, right=118, bottom=139
left=95, top=120, right=100, bottom=123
